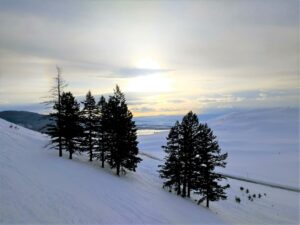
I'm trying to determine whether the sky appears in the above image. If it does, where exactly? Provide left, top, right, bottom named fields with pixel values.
left=0, top=0, right=299, bottom=116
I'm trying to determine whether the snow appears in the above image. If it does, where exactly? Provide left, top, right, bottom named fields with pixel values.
left=137, top=107, right=300, bottom=225
left=209, top=108, right=299, bottom=188
left=138, top=108, right=300, bottom=187
left=0, top=118, right=225, bottom=224
left=1, top=107, right=299, bottom=224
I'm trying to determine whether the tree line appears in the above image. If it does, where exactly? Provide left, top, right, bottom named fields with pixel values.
left=46, top=69, right=141, bottom=176
left=46, top=68, right=229, bottom=206
left=158, top=111, right=229, bottom=208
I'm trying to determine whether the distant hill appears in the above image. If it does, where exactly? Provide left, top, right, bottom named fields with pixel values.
left=0, top=110, right=229, bottom=132
left=0, top=111, right=52, bottom=133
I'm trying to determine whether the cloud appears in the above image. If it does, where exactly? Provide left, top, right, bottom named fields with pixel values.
left=0, top=0, right=298, bottom=115
left=116, top=68, right=171, bottom=77
left=96, top=68, right=172, bottom=78
left=130, top=106, right=156, bottom=113
left=168, top=99, right=186, bottom=104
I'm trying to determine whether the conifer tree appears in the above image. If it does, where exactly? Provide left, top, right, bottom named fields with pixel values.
left=96, top=95, right=110, bottom=168
left=80, top=91, right=98, bottom=161
left=105, top=85, right=142, bottom=175
left=60, top=92, right=81, bottom=159
left=159, top=112, right=229, bottom=206
left=180, top=111, right=199, bottom=197
left=194, top=123, right=229, bottom=208
left=159, top=121, right=182, bottom=195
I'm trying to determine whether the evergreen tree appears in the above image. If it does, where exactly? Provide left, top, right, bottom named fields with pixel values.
left=159, top=121, right=182, bottom=195
left=95, top=95, right=110, bottom=168
left=105, top=85, right=142, bottom=175
left=159, top=112, right=229, bottom=207
left=179, top=111, right=199, bottom=197
left=60, top=92, right=81, bottom=159
left=194, top=123, right=229, bottom=208
left=80, top=91, right=98, bottom=161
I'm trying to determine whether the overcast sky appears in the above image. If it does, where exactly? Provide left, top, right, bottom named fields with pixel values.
left=0, top=0, right=299, bottom=116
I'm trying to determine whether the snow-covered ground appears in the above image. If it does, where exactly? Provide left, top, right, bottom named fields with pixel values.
left=137, top=107, right=299, bottom=225
left=0, top=107, right=299, bottom=224
left=0, top=118, right=225, bottom=224
left=138, top=108, right=299, bottom=188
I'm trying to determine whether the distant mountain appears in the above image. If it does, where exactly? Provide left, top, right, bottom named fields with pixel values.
left=133, top=112, right=227, bottom=129
left=0, top=111, right=52, bottom=133
left=0, top=110, right=231, bottom=132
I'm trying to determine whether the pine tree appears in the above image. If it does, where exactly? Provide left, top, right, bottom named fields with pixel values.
left=159, top=121, right=182, bottom=195
left=194, top=123, right=229, bottom=208
left=96, top=95, right=110, bottom=168
left=60, top=92, right=81, bottom=159
left=180, top=111, right=199, bottom=197
left=105, top=85, right=142, bottom=175
left=159, top=111, right=229, bottom=206
left=80, top=91, right=98, bottom=161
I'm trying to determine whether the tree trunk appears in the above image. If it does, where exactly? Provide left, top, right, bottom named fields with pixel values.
left=89, top=150, right=92, bottom=161
left=206, top=169, right=210, bottom=208
left=69, top=151, right=72, bottom=159
left=116, top=164, right=120, bottom=176
left=187, top=182, right=191, bottom=198
left=101, top=152, right=104, bottom=168
left=89, top=130, right=92, bottom=161
left=177, top=181, right=181, bottom=195
left=182, top=180, right=186, bottom=197
left=59, top=137, right=62, bottom=157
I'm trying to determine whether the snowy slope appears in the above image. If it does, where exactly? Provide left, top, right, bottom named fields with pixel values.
left=209, top=107, right=299, bottom=188
left=137, top=107, right=300, bottom=225
left=138, top=108, right=299, bottom=188
left=0, top=118, right=225, bottom=224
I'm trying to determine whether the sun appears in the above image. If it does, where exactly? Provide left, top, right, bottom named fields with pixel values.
left=126, top=58, right=172, bottom=93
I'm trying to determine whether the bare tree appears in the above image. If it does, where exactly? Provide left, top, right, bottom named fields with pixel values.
left=44, top=66, right=67, bottom=157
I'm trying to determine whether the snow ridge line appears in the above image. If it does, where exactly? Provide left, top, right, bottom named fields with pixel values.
left=219, top=172, right=300, bottom=193
left=139, top=151, right=300, bottom=193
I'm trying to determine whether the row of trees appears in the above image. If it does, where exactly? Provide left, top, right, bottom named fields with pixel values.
left=158, top=111, right=229, bottom=208
left=46, top=68, right=228, bottom=206
left=47, top=69, right=141, bottom=175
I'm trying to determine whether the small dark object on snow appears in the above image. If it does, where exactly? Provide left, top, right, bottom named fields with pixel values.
left=258, top=194, right=262, bottom=198
left=235, top=197, right=241, bottom=203
left=253, top=194, right=256, bottom=198
left=246, top=189, right=249, bottom=193
left=240, top=186, right=244, bottom=191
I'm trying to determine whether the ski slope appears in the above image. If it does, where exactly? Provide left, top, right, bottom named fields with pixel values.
left=0, top=118, right=225, bottom=224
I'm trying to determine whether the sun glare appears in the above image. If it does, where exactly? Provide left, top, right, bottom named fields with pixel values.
left=127, top=74, right=171, bottom=93
left=126, top=58, right=171, bottom=92
left=135, top=58, right=161, bottom=69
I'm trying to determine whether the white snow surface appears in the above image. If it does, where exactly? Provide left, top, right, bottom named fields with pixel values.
left=138, top=108, right=300, bottom=188
left=0, top=118, right=225, bottom=224
left=137, top=108, right=300, bottom=225
left=1, top=107, right=299, bottom=224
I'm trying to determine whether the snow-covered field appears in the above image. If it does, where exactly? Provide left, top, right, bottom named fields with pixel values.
left=0, top=107, right=299, bottom=224
left=137, top=108, right=300, bottom=225
left=0, top=118, right=225, bottom=224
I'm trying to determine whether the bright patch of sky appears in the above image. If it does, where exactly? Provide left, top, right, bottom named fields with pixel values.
left=0, top=0, right=299, bottom=116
